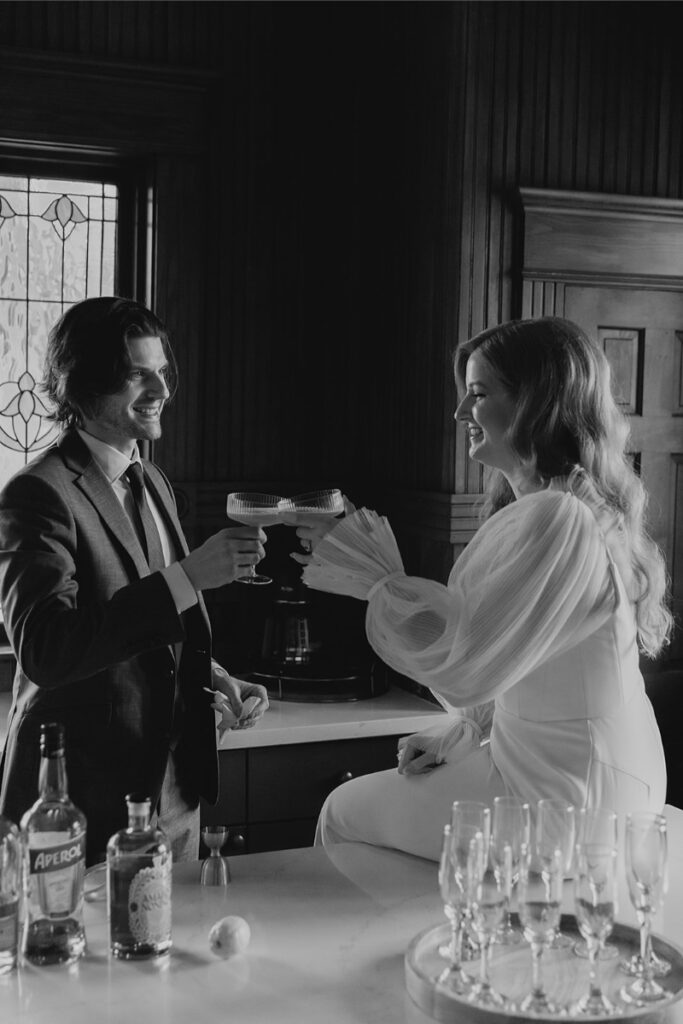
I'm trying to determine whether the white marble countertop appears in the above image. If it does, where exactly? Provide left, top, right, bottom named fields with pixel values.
left=219, top=686, right=446, bottom=750
left=0, top=687, right=445, bottom=753
left=4, top=806, right=683, bottom=1024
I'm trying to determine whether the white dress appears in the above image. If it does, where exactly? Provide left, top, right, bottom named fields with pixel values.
left=310, top=476, right=666, bottom=861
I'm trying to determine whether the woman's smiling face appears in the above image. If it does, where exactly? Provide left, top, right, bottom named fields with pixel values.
left=455, top=350, right=520, bottom=477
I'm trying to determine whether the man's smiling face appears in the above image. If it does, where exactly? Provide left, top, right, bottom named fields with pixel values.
left=81, top=335, right=170, bottom=455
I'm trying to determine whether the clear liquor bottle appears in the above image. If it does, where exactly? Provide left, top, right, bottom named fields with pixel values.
left=107, top=794, right=172, bottom=959
left=0, top=816, right=21, bottom=973
left=20, top=722, right=87, bottom=966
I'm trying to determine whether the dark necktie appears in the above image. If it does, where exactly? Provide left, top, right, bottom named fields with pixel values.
left=125, top=463, right=165, bottom=572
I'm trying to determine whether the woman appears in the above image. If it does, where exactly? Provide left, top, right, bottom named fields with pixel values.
left=291, top=317, right=671, bottom=862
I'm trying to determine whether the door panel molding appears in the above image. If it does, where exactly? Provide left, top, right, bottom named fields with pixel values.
left=520, top=188, right=683, bottom=664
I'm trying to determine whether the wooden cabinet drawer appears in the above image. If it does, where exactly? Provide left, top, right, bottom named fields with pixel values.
left=248, top=819, right=317, bottom=853
left=247, top=735, right=400, bottom=822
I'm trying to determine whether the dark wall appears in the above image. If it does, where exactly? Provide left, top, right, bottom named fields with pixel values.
left=1, top=0, right=681, bottom=661
left=3, top=1, right=681, bottom=496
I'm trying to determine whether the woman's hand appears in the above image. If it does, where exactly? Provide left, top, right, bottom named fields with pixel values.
left=284, top=495, right=356, bottom=563
left=396, top=734, right=443, bottom=775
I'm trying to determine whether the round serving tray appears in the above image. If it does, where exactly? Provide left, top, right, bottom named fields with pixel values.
left=405, top=914, right=683, bottom=1022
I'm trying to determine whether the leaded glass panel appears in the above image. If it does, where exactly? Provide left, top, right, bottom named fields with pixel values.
left=0, top=175, right=118, bottom=486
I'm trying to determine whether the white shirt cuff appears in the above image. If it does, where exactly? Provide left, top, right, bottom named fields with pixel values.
left=160, top=562, right=199, bottom=614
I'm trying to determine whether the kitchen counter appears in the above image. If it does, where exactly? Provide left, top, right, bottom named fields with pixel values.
left=0, top=686, right=445, bottom=753
left=218, top=686, right=446, bottom=749
left=4, top=806, right=683, bottom=1024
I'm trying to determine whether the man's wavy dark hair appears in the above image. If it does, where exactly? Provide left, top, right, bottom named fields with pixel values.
left=43, top=296, right=178, bottom=427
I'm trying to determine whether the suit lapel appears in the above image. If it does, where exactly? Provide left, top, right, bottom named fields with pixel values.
left=59, top=430, right=150, bottom=578
left=58, top=430, right=212, bottom=640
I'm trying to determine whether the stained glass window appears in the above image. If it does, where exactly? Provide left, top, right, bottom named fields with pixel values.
left=0, top=175, right=118, bottom=487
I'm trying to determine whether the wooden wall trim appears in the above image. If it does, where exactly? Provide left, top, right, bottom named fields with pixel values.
left=520, top=188, right=683, bottom=222
left=379, top=488, right=482, bottom=545
left=0, top=48, right=212, bottom=154
left=0, top=46, right=221, bottom=87
left=523, top=270, right=683, bottom=292
left=520, top=187, right=683, bottom=283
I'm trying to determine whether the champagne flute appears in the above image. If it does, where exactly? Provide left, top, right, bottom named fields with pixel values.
left=437, top=803, right=490, bottom=992
left=573, top=807, right=619, bottom=960
left=448, top=800, right=491, bottom=962
left=518, top=842, right=564, bottom=1015
left=226, top=491, right=280, bottom=584
left=536, top=798, right=575, bottom=948
left=620, top=811, right=669, bottom=1005
left=491, top=795, right=530, bottom=945
left=467, top=848, right=507, bottom=1008
left=572, top=843, right=618, bottom=1015
left=278, top=489, right=344, bottom=553
left=437, top=824, right=474, bottom=995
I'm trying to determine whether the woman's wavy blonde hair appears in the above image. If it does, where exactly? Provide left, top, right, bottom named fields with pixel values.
left=454, top=316, right=672, bottom=657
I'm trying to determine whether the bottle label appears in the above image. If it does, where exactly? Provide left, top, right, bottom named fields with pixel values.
left=28, top=833, right=86, bottom=917
left=128, top=861, right=171, bottom=945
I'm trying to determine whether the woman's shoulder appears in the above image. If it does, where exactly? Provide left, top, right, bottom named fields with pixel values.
left=482, top=472, right=611, bottom=547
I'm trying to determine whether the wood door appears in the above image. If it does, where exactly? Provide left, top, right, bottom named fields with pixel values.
left=564, top=286, right=683, bottom=661
left=520, top=189, right=683, bottom=664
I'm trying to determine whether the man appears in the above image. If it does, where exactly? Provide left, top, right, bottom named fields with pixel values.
left=0, top=296, right=268, bottom=864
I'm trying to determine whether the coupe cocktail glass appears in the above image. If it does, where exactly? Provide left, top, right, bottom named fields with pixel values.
left=226, top=492, right=281, bottom=584
left=278, top=489, right=344, bottom=553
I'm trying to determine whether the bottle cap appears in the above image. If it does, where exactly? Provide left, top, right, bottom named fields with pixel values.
left=40, top=722, right=65, bottom=757
left=125, top=793, right=151, bottom=812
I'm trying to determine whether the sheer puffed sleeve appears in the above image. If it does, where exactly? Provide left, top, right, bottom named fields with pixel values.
left=303, top=487, right=617, bottom=709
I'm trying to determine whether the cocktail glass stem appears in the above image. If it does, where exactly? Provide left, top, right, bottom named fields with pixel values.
left=495, top=857, right=520, bottom=944
left=470, top=935, right=505, bottom=1005
left=574, top=938, right=615, bottom=1014
left=520, top=941, right=554, bottom=1012
left=438, top=909, right=470, bottom=993
left=588, top=943, right=602, bottom=1003
left=530, top=943, right=545, bottom=1003
left=625, top=909, right=667, bottom=1001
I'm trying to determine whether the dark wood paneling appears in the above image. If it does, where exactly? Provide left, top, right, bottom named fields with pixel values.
left=453, top=1, right=683, bottom=507
left=1, top=0, right=682, bottom=605
left=0, top=1, right=230, bottom=68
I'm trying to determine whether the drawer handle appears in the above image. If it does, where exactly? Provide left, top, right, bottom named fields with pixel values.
left=337, top=770, right=354, bottom=785
left=228, top=833, right=246, bottom=849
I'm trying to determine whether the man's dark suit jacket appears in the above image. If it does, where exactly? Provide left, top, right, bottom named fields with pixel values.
left=0, top=429, right=218, bottom=862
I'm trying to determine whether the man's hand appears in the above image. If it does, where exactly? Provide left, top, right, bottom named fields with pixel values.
left=208, top=663, right=269, bottom=737
left=181, top=527, right=267, bottom=591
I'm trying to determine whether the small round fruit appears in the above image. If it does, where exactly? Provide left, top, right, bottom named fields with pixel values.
left=208, top=915, right=251, bottom=958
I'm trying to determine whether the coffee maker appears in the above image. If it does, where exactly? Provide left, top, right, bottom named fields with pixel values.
left=250, top=582, right=388, bottom=702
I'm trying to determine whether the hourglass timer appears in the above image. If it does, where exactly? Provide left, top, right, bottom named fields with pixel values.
left=200, top=826, right=231, bottom=886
